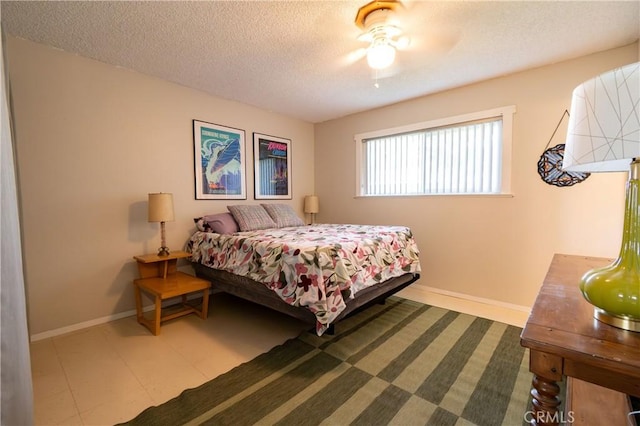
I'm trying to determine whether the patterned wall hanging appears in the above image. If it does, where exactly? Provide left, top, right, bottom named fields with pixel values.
left=537, top=110, right=590, bottom=187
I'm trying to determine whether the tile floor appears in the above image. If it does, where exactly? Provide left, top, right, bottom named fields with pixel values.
left=30, top=294, right=308, bottom=425
left=30, top=289, right=528, bottom=425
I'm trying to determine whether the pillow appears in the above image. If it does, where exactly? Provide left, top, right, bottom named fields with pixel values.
left=261, top=204, right=305, bottom=228
left=193, top=217, right=212, bottom=232
left=227, top=204, right=277, bottom=232
left=193, top=213, right=239, bottom=234
left=204, top=212, right=239, bottom=234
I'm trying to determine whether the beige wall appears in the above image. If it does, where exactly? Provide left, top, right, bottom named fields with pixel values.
left=315, top=43, right=638, bottom=309
left=8, top=35, right=639, bottom=336
left=7, top=37, right=315, bottom=336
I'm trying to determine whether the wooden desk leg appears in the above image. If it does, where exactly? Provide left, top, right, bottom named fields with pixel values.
left=529, top=351, right=563, bottom=426
left=530, top=375, right=561, bottom=425
left=201, top=288, right=209, bottom=319
left=153, top=295, right=162, bottom=336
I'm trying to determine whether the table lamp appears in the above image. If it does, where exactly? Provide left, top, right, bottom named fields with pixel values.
left=563, top=62, right=640, bottom=331
left=148, top=192, right=175, bottom=256
left=304, top=195, right=319, bottom=224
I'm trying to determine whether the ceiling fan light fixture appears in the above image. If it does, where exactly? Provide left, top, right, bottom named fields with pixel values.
left=355, top=0, right=404, bottom=71
left=367, top=39, right=396, bottom=69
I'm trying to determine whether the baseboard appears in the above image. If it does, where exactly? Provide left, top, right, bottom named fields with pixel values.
left=31, top=283, right=532, bottom=341
left=396, top=284, right=531, bottom=328
left=30, top=309, right=135, bottom=342
left=29, top=292, right=206, bottom=342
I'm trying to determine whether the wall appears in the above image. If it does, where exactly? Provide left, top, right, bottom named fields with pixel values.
left=7, top=37, right=315, bottom=337
left=315, top=43, right=638, bottom=309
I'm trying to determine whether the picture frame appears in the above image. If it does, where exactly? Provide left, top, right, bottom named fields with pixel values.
left=193, top=120, right=246, bottom=200
left=253, top=133, right=292, bottom=200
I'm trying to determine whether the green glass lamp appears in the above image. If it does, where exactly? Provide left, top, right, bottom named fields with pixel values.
left=563, top=62, right=640, bottom=331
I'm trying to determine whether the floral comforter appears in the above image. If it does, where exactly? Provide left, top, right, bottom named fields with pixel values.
left=187, top=224, right=421, bottom=335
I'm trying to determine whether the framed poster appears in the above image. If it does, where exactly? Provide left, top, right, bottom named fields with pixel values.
left=253, top=133, right=292, bottom=200
left=193, top=120, right=246, bottom=200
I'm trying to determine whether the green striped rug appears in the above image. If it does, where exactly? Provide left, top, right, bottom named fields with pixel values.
left=123, top=297, right=534, bottom=426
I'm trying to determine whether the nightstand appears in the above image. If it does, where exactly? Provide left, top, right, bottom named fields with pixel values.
left=132, top=250, right=210, bottom=335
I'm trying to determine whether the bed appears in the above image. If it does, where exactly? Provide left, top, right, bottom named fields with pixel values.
left=187, top=206, right=421, bottom=335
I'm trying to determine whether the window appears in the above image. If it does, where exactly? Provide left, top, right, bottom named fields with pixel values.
left=355, top=106, right=515, bottom=196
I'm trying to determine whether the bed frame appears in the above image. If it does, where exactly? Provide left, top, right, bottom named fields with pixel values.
left=191, top=263, right=420, bottom=333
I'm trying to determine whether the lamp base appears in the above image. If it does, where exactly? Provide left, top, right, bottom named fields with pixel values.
left=579, top=159, right=640, bottom=332
left=594, top=308, right=640, bottom=332
left=157, top=247, right=170, bottom=256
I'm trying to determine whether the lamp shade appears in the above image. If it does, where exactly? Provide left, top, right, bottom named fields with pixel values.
left=304, top=195, right=319, bottom=214
left=148, top=193, right=175, bottom=222
left=563, top=62, right=640, bottom=173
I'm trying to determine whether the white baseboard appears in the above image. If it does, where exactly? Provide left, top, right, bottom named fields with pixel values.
left=29, top=292, right=205, bottom=342
left=397, top=284, right=531, bottom=328
left=31, top=283, right=532, bottom=342
left=30, top=308, right=139, bottom=342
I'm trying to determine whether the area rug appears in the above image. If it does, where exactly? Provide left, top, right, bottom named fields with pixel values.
left=123, top=297, right=534, bottom=426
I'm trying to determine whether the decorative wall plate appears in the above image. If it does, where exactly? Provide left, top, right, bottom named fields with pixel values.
left=537, top=143, right=590, bottom=187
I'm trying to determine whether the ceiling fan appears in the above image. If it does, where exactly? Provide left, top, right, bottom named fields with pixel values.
left=354, top=0, right=410, bottom=71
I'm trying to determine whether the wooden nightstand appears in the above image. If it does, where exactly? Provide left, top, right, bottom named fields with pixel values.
left=133, top=250, right=210, bottom=335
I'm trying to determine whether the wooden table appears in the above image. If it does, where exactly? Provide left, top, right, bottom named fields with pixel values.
left=133, top=250, right=210, bottom=335
left=520, top=254, right=640, bottom=425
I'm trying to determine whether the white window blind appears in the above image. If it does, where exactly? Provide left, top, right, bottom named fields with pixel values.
left=356, top=106, right=515, bottom=196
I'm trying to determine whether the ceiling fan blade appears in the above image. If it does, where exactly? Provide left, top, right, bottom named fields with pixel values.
left=357, top=32, right=374, bottom=43
left=421, top=28, right=460, bottom=54
left=340, top=47, right=368, bottom=67
left=393, top=35, right=411, bottom=50
left=396, top=2, right=460, bottom=55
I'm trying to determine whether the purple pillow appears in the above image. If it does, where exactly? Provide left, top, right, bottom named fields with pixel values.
left=203, top=212, right=239, bottom=234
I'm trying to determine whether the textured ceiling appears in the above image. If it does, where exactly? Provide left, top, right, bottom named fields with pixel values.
left=2, top=1, right=639, bottom=123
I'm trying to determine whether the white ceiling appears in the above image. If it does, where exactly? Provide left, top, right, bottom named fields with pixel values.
left=2, top=1, right=639, bottom=123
